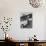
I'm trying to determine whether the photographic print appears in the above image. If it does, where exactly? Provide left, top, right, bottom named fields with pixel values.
left=20, top=13, right=32, bottom=28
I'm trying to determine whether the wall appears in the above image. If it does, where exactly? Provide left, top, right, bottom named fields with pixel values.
left=0, top=0, right=46, bottom=40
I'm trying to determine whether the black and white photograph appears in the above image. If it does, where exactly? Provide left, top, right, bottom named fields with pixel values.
left=20, top=13, right=32, bottom=28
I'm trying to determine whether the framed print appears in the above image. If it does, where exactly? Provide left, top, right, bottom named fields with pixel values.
left=20, top=13, right=32, bottom=28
